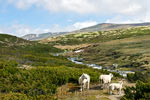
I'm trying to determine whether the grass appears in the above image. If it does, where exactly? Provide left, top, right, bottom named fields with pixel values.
left=43, top=26, right=150, bottom=71
left=44, top=26, right=150, bottom=46
left=1, top=34, right=117, bottom=100
left=81, top=35, right=150, bottom=70
left=1, top=26, right=149, bottom=99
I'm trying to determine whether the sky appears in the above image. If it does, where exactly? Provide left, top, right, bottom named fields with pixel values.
left=0, top=0, right=150, bottom=37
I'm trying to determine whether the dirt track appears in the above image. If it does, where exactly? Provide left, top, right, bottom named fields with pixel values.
left=55, top=81, right=135, bottom=100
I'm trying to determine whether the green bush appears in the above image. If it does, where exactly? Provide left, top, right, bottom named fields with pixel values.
left=127, top=71, right=150, bottom=83
left=122, top=81, right=150, bottom=100
left=0, top=61, right=108, bottom=98
left=0, top=93, right=29, bottom=100
left=0, top=93, right=55, bottom=100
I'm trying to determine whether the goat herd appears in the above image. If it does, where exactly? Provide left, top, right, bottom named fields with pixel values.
left=79, top=73, right=124, bottom=95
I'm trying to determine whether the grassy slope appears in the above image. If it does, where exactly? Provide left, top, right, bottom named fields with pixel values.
left=43, top=26, right=150, bottom=45
left=0, top=34, right=31, bottom=46
left=0, top=34, right=70, bottom=67
left=82, top=35, right=150, bottom=69
left=0, top=34, right=114, bottom=100
left=43, top=26, right=150, bottom=70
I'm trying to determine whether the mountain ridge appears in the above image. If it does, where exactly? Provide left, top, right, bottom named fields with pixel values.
left=74, top=22, right=150, bottom=32
left=22, top=22, right=150, bottom=40
left=22, top=32, right=67, bottom=41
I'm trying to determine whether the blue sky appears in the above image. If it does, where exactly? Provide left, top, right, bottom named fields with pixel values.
left=0, top=0, right=150, bottom=37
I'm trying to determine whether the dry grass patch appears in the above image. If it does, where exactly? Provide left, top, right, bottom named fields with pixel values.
left=40, top=37, right=61, bottom=43
left=54, top=44, right=91, bottom=50
left=101, top=35, right=150, bottom=46
left=118, top=48, right=145, bottom=54
left=55, top=81, right=135, bottom=100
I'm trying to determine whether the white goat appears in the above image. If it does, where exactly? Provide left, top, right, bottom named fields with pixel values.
left=79, top=73, right=90, bottom=91
left=109, top=81, right=123, bottom=95
left=99, top=73, right=113, bottom=89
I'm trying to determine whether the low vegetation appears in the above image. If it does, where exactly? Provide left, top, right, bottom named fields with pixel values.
left=0, top=34, right=73, bottom=67
left=127, top=71, right=150, bottom=83
left=0, top=34, right=111, bottom=99
left=40, top=26, right=150, bottom=100
left=122, top=81, right=150, bottom=100
left=0, top=60, right=109, bottom=99
left=45, top=26, right=150, bottom=45
left=1, top=26, right=150, bottom=100
left=44, top=26, right=150, bottom=71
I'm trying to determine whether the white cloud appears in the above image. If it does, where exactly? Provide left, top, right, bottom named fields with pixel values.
left=6, top=0, right=149, bottom=15
left=0, top=24, right=51, bottom=37
left=73, top=21, right=97, bottom=29
left=5, top=0, right=150, bottom=24
left=106, top=12, right=150, bottom=24
left=0, top=21, right=98, bottom=36
left=48, top=24, right=75, bottom=32
left=105, top=16, right=141, bottom=24
left=49, top=21, right=98, bottom=32
left=106, top=19, right=142, bottom=24
left=121, top=4, right=142, bottom=15
left=1, top=0, right=150, bottom=36
left=99, top=0, right=143, bottom=15
left=0, top=30, right=4, bottom=33
left=6, top=0, right=96, bottom=14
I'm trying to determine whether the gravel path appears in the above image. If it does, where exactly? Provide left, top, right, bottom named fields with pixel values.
left=55, top=80, right=135, bottom=100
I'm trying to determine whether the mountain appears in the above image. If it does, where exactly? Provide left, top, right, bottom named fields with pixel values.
left=0, top=34, right=31, bottom=47
left=22, top=32, right=68, bottom=40
left=74, top=22, right=150, bottom=32
left=22, top=22, right=150, bottom=41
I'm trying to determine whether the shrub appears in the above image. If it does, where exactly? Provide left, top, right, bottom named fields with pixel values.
left=0, top=93, right=55, bottom=100
left=127, top=71, right=150, bottom=83
left=1, top=62, right=108, bottom=98
left=122, top=81, right=150, bottom=100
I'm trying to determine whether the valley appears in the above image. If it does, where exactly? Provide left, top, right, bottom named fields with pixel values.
left=1, top=0, right=150, bottom=99
left=44, top=26, right=150, bottom=72
left=1, top=25, right=150, bottom=100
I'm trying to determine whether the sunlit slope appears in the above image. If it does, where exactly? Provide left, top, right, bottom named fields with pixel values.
left=0, top=34, right=31, bottom=47
left=82, top=35, right=150, bottom=69
left=43, top=26, right=150, bottom=45
left=0, top=34, right=73, bottom=67
left=43, top=26, right=150, bottom=70
left=0, top=34, right=112, bottom=100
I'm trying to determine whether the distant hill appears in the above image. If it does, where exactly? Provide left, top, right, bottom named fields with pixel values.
left=22, top=32, right=68, bottom=40
left=43, top=26, right=150, bottom=71
left=73, top=22, right=150, bottom=32
left=0, top=33, right=67, bottom=66
left=0, top=34, right=31, bottom=47
left=22, top=22, right=150, bottom=41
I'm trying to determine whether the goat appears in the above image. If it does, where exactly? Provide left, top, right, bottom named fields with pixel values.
left=109, top=81, right=123, bottom=95
left=79, top=73, right=90, bottom=91
left=99, top=73, right=113, bottom=89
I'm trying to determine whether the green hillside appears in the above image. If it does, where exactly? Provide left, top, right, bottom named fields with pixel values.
left=0, top=34, right=31, bottom=47
left=0, top=34, right=111, bottom=100
left=40, top=26, right=150, bottom=100
left=44, top=26, right=150, bottom=71
left=1, top=26, right=150, bottom=100
left=0, top=34, right=68, bottom=67
left=45, top=26, right=150, bottom=45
